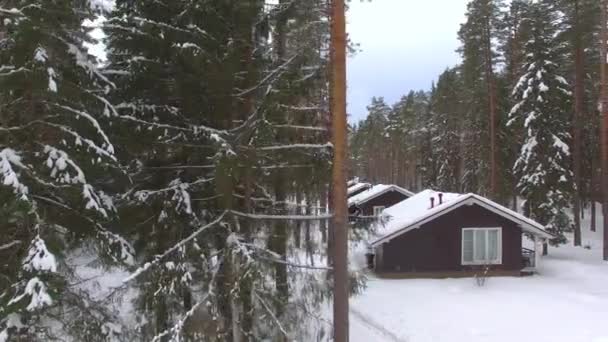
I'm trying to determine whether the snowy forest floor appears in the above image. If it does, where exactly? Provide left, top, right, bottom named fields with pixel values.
left=349, top=203, right=608, bottom=342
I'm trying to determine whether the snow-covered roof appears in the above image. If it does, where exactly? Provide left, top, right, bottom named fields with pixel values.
left=347, top=177, right=361, bottom=187
left=347, top=182, right=371, bottom=196
left=348, top=184, right=414, bottom=207
left=371, top=189, right=554, bottom=247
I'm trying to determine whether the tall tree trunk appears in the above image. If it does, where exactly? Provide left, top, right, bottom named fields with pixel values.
left=272, top=179, right=289, bottom=338
left=572, top=0, right=584, bottom=247
left=305, top=194, right=314, bottom=266
left=601, top=0, right=608, bottom=261
left=294, top=192, right=302, bottom=248
left=484, top=17, right=498, bottom=200
left=320, top=187, right=328, bottom=244
left=216, top=232, right=234, bottom=341
left=592, top=193, right=597, bottom=232
left=330, top=0, right=349, bottom=340
left=240, top=163, right=254, bottom=341
left=270, top=3, right=290, bottom=339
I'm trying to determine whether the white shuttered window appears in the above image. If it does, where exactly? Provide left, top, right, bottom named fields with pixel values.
left=461, top=228, right=502, bottom=265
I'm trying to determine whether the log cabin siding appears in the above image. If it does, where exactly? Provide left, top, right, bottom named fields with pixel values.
left=376, top=204, right=523, bottom=274
left=349, top=190, right=411, bottom=216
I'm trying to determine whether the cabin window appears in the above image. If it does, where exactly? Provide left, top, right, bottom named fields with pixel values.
left=461, top=228, right=502, bottom=265
left=373, top=206, right=385, bottom=217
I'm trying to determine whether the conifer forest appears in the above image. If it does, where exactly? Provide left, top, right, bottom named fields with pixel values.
left=1, top=0, right=608, bottom=341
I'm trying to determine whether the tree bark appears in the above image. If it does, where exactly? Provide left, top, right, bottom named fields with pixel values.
left=572, top=0, right=584, bottom=247
left=592, top=194, right=597, bottom=232
left=271, top=2, right=290, bottom=338
left=601, top=0, right=608, bottom=261
left=320, top=187, right=328, bottom=244
left=483, top=12, right=498, bottom=200
left=294, top=192, right=302, bottom=248
left=330, top=0, right=349, bottom=340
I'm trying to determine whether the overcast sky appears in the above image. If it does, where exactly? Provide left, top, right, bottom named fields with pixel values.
left=347, top=0, right=470, bottom=123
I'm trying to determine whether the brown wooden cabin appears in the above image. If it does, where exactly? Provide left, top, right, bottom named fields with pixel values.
left=367, top=190, right=553, bottom=278
left=348, top=184, right=414, bottom=217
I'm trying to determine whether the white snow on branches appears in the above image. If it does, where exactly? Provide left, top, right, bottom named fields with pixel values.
left=169, top=179, right=193, bottom=215
left=8, top=277, right=53, bottom=311
left=23, top=236, right=57, bottom=273
left=44, top=146, right=111, bottom=216
left=0, top=148, right=29, bottom=200
left=47, top=68, right=57, bottom=92
left=34, top=47, right=48, bottom=63
left=553, top=135, right=570, bottom=155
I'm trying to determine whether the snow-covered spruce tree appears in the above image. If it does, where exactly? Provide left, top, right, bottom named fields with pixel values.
left=508, top=0, right=573, bottom=244
left=104, top=0, right=235, bottom=339
left=0, top=1, right=132, bottom=341
left=105, top=0, right=360, bottom=340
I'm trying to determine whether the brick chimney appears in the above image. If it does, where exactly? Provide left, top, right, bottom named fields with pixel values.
left=438, top=193, right=443, bottom=205
left=430, top=197, right=435, bottom=209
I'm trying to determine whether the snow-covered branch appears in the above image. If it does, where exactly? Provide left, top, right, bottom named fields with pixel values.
left=0, top=67, right=30, bottom=77
left=272, top=124, right=327, bottom=132
left=0, top=148, right=30, bottom=200
left=0, top=240, right=22, bottom=251
left=123, top=212, right=227, bottom=283
left=41, top=122, right=117, bottom=161
left=235, top=55, right=299, bottom=97
left=230, top=210, right=332, bottom=221
left=256, top=143, right=332, bottom=151
left=255, top=291, right=290, bottom=338
left=50, top=103, right=115, bottom=154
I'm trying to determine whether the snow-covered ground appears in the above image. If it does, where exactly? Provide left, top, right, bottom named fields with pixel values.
left=350, top=203, right=608, bottom=342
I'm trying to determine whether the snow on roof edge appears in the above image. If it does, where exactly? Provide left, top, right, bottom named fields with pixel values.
left=371, top=193, right=554, bottom=247
left=348, top=184, right=414, bottom=207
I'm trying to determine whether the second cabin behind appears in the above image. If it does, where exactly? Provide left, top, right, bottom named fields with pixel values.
left=348, top=184, right=414, bottom=217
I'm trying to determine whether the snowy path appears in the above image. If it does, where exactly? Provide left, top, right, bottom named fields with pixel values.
left=351, top=307, right=407, bottom=342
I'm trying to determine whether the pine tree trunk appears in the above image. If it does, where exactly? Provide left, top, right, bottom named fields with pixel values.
left=305, top=195, right=314, bottom=266
left=240, top=156, right=254, bottom=341
left=601, top=0, right=608, bottom=261
left=216, top=233, right=234, bottom=341
left=572, top=0, right=584, bottom=246
left=294, top=192, right=302, bottom=248
left=272, top=180, right=289, bottom=339
left=320, top=188, right=328, bottom=244
left=592, top=196, right=597, bottom=232
left=330, top=0, right=349, bottom=339
left=484, top=16, right=498, bottom=200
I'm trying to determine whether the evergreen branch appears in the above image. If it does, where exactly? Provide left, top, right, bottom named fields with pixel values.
left=278, top=104, right=323, bottom=111
left=230, top=210, right=332, bottom=221
left=0, top=240, right=22, bottom=251
left=122, top=212, right=227, bottom=284
left=49, top=103, right=115, bottom=154
left=258, top=256, right=332, bottom=271
left=0, top=67, right=30, bottom=76
left=40, top=122, right=117, bottom=161
left=132, top=16, right=197, bottom=36
left=235, top=55, right=299, bottom=97
left=254, top=291, right=290, bottom=338
left=151, top=258, right=220, bottom=342
left=272, top=124, right=327, bottom=131
left=134, top=177, right=214, bottom=199
left=256, top=143, right=332, bottom=151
